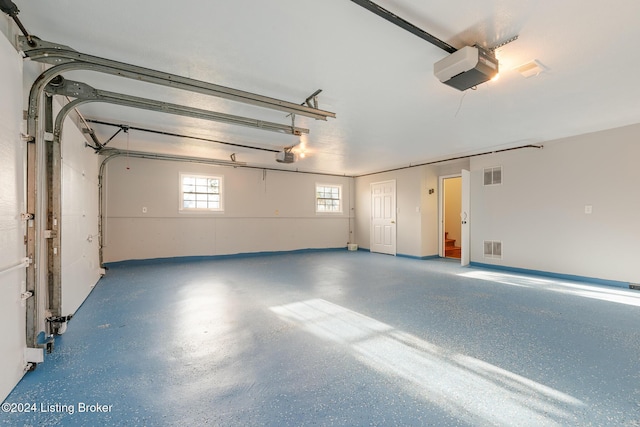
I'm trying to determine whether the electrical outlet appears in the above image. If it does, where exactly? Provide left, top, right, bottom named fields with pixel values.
left=142, top=207, right=147, bottom=213
left=584, top=205, right=592, bottom=214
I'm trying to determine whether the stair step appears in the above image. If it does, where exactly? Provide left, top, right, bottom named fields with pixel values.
left=445, top=246, right=461, bottom=258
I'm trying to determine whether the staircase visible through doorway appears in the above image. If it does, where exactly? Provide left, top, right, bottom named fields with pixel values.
left=445, top=232, right=461, bottom=258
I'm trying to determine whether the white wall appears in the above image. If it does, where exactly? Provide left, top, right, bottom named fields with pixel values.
left=470, top=124, right=640, bottom=284
left=103, top=156, right=352, bottom=262
left=355, top=167, right=424, bottom=257
left=420, top=165, right=439, bottom=257
left=355, top=159, right=469, bottom=258
left=0, top=27, right=26, bottom=403
left=60, top=112, right=102, bottom=315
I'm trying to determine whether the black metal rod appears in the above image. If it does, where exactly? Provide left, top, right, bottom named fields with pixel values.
left=350, top=0, right=457, bottom=54
left=102, top=127, right=124, bottom=147
left=0, top=0, right=36, bottom=46
left=355, top=145, right=543, bottom=178
left=85, top=119, right=281, bottom=153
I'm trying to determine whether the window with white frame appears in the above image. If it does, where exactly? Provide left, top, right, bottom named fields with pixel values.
left=316, top=184, right=342, bottom=213
left=180, top=174, right=223, bottom=212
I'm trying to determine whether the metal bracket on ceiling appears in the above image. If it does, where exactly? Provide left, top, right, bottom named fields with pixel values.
left=305, top=89, right=323, bottom=109
left=290, top=114, right=302, bottom=136
left=287, top=89, right=325, bottom=123
left=17, top=37, right=77, bottom=65
left=489, top=35, right=519, bottom=52
left=45, top=76, right=98, bottom=99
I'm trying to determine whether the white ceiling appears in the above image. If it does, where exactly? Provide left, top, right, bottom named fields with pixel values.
left=15, top=0, right=640, bottom=175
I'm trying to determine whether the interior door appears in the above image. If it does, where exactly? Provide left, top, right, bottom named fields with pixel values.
left=370, top=180, right=396, bottom=255
left=461, top=169, right=470, bottom=266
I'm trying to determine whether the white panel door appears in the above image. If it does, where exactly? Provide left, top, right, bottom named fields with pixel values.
left=461, top=169, right=470, bottom=266
left=370, top=180, right=396, bottom=255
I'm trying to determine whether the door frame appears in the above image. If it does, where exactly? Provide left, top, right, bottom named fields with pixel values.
left=438, top=173, right=461, bottom=258
left=461, top=169, right=470, bottom=266
left=438, top=171, right=471, bottom=265
left=370, top=180, right=397, bottom=255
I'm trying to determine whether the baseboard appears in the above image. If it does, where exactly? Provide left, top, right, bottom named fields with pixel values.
left=397, top=253, right=440, bottom=260
left=103, top=247, right=348, bottom=268
left=355, top=248, right=438, bottom=261
left=469, top=262, right=630, bottom=289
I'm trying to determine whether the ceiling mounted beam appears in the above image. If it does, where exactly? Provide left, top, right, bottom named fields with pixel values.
left=44, top=77, right=309, bottom=136
left=19, top=37, right=336, bottom=121
left=349, top=0, right=457, bottom=54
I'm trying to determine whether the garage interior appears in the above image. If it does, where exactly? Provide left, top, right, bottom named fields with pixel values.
left=1, top=1, right=639, bottom=425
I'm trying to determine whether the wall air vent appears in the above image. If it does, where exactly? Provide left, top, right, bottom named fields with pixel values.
left=484, top=241, right=502, bottom=259
left=483, top=166, right=502, bottom=186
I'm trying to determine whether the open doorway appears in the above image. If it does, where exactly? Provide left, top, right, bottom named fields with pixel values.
left=440, top=176, right=462, bottom=259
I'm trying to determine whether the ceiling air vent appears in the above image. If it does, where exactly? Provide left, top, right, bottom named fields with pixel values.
left=515, top=60, right=545, bottom=78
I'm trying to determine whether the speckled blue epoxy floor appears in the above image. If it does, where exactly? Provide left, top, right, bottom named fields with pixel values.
left=2, top=251, right=640, bottom=426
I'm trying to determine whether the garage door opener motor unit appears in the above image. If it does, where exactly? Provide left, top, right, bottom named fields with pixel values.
left=434, top=45, right=499, bottom=91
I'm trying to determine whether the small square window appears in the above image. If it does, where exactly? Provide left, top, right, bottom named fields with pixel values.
left=180, top=173, right=223, bottom=212
left=316, top=184, right=342, bottom=213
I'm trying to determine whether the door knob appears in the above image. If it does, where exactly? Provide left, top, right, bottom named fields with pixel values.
left=391, top=220, right=396, bottom=224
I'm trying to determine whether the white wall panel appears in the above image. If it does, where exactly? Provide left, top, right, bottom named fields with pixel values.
left=0, top=32, right=26, bottom=403
left=420, top=166, right=439, bottom=256
left=470, top=124, right=640, bottom=284
left=103, top=156, right=351, bottom=262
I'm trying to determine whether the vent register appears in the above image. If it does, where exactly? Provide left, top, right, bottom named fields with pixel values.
left=483, top=166, right=503, bottom=258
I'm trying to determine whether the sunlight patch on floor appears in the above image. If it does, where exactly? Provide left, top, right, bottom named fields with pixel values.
left=270, top=299, right=584, bottom=426
left=460, top=270, right=640, bottom=307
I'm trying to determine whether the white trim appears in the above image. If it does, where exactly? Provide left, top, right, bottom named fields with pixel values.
left=438, top=173, right=461, bottom=258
